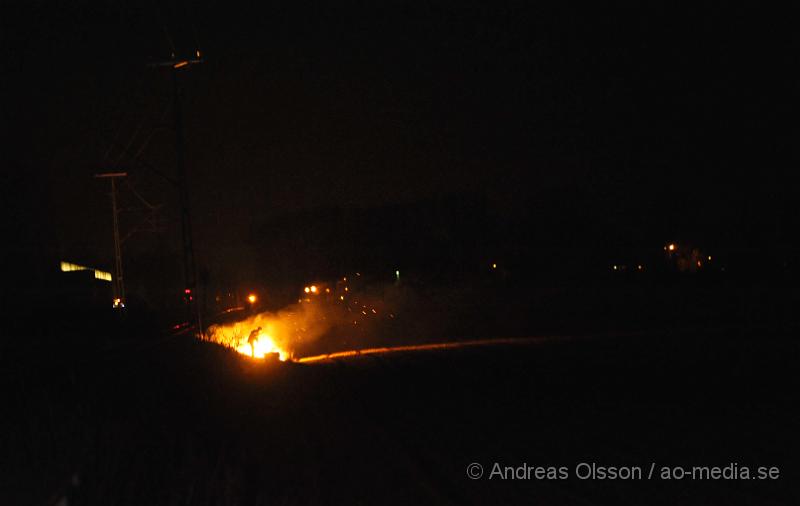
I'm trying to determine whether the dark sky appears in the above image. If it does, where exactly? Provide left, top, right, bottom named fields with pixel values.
left=5, top=1, right=798, bottom=293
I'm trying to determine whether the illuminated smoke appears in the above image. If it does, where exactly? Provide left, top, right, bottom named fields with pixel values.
left=203, top=281, right=432, bottom=361
left=204, top=298, right=338, bottom=360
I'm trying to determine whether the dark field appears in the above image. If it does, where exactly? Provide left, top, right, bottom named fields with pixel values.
left=3, top=316, right=799, bottom=505
left=7, top=1, right=799, bottom=503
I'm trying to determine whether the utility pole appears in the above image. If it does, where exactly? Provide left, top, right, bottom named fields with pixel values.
left=95, top=172, right=128, bottom=308
left=150, top=52, right=204, bottom=332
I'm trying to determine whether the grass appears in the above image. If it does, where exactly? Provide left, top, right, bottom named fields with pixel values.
left=2, top=277, right=799, bottom=504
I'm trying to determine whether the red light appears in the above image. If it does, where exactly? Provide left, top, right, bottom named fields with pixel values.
left=184, top=288, right=191, bottom=294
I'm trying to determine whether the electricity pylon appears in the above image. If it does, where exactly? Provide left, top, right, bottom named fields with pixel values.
left=150, top=52, right=204, bottom=332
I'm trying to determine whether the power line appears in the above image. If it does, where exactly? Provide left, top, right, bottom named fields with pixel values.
left=153, top=2, right=176, bottom=55
left=180, top=0, right=203, bottom=54
left=124, top=177, right=159, bottom=211
left=101, top=71, right=150, bottom=164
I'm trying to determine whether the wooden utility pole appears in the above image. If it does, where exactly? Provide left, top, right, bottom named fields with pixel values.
left=95, top=172, right=128, bottom=308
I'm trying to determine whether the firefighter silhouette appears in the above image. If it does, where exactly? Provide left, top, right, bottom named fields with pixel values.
left=247, top=327, right=262, bottom=357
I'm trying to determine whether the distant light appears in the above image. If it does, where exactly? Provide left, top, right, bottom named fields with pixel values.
left=697, top=261, right=702, bottom=267
left=94, top=270, right=112, bottom=282
left=395, top=270, right=400, bottom=280
left=340, top=295, right=344, bottom=300
left=61, top=261, right=111, bottom=282
left=184, top=288, right=191, bottom=294
left=248, top=294, right=257, bottom=304
left=708, top=255, right=712, bottom=261
left=667, top=243, right=676, bottom=251
left=196, top=50, right=201, bottom=58
left=310, top=285, right=318, bottom=294
left=344, top=286, right=348, bottom=292
left=304, top=286, right=310, bottom=294
left=491, top=263, right=497, bottom=269
left=613, top=265, right=618, bottom=270
left=637, top=265, right=643, bottom=270
left=61, top=261, right=83, bottom=272
left=325, top=287, right=331, bottom=293
left=173, top=60, right=189, bottom=69
left=356, top=272, right=361, bottom=276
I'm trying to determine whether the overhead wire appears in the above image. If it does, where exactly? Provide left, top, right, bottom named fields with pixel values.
left=153, top=2, right=176, bottom=56
left=180, top=0, right=203, bottom=56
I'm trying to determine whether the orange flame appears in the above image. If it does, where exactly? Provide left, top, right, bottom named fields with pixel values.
left=235, top=332, right=288, bottom=361
left=206, top=316, right=290, bottom=362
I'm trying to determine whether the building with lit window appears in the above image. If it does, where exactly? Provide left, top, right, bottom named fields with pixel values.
left=57, top=260, right=113, bottom=308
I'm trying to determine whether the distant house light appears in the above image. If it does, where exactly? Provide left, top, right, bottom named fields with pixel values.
left=60, top=261, right=85, bottom=272
left=61, top=261, right=112, bottom=283
left=94, top=270, right=112, bottom=282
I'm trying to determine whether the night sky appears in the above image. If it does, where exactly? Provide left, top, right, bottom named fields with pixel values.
left=5, top=2, right=797, bottom=304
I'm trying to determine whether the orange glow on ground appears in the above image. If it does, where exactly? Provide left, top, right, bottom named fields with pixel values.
left=296, top=336, right=565, bottom=363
